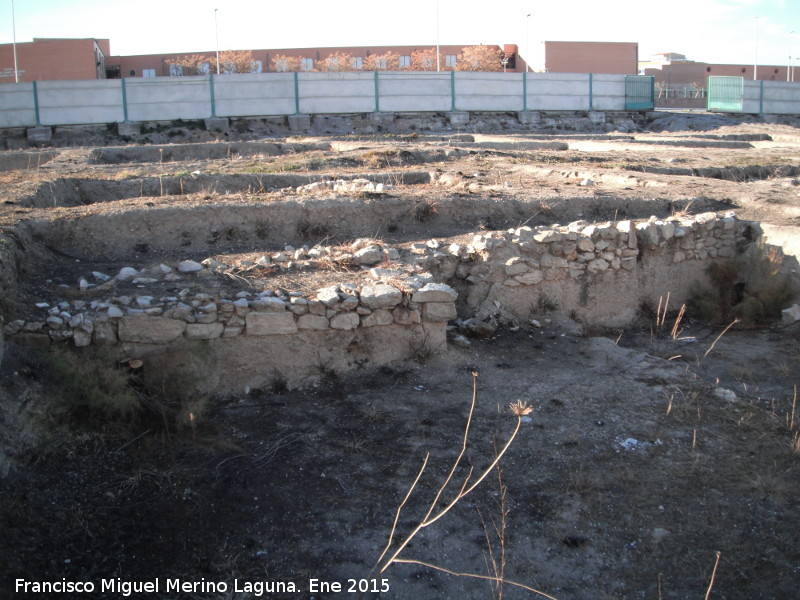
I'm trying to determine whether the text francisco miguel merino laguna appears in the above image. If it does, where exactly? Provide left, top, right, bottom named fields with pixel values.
left=15, top=578, right=304, bottom=596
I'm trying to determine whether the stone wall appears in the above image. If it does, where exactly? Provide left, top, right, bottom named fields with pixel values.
left=414, top=211, right=756, bottom=329
left=2, top=212, right=761, bottom=392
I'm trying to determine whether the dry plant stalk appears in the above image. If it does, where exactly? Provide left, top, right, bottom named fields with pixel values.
left=703, top=318, right=740, bottom=359
left=704, top=551, right=722, bottom=600
left=375, top=373, right=557, bottom=599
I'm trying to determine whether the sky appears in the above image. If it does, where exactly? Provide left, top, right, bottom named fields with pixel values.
left=2, top=0, right=799, bottom=68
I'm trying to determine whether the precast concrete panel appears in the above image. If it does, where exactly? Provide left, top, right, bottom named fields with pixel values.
left=126, top=76, right=212, bottom=121
left=378, top=73, right=451, bottom=112
left=526, top=73, right=591, bottom=111
left=0, top=82, right=36, bottom=127
left=37, top=80, right=124, bottom=125
left=215, top=73, right=296, bottom=116
left=456, top=72, right=523, bottom=111
left=297, top=72, right=374, bottom=114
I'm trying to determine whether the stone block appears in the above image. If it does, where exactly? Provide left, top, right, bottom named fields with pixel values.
left=517, top=111, right=540, bottom=124
left=186, top=323, right=224, bottom=339
left=297, top=315, right=330, bottom=330
left=423, top=302, right=457, bottom=322
left=245, top=312, right=298, bottom=336
left=369, top=112, right=395, bottom=126
left=448, top=111, right=470, bottom=126
left=204, top=117, right=229, bottom=132
left=117, top=121, right=141, bottom=137
left=27, top=126, right=52, bottom=143
left=411, top=283, right=458, bottom=303
left=330, top=313, right=360, bottom=330
left=118, top=316, right=186, bottom=343
left=361, top=309, right=394, bottom=328
left=288, top=114, right=311, bottom=131
left=360, top=284, right=403, bottom=309
left=588, top=111, right=606, bottom=124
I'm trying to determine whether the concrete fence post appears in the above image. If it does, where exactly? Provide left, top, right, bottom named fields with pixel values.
left=209, top=74, right=217, bottom=118
left=374, top=71, right=380, bottom=113
left=32, top=81, right=41, bottom=126
left=121, top=78, right=129, bottom=122
left=589, top=73, right=594, bottom=111
left=293, top=72, right=301, bottom=114
left=523, top=71, right=528, bottom=111
left=759, top=80, right=764, bottom=114
left=450, top=70, right=456, bottom=111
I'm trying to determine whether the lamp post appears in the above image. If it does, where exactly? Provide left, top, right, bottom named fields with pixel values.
left=436, top=0, right=440, bottom=72
left=11, top=0, right=19, bottom=83
left=754, top=16, right=760, bottom=80
left=214, top=8, right=220, bottom=75
left=526, top=13, right=531, bottom=72
left=789, top=31, right=796, bottom=82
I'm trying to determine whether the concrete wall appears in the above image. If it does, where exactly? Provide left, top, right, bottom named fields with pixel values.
left=37, top=79, right=123, bottom=126
left=215, top=72, right=296, bottom=117
left=0, top=82, right=36, bottom=128
left=743, top=80, right=800, bottom=115
left=1, top=71, right=646, bottom=129
left=125, top=76, right=212, bottom=122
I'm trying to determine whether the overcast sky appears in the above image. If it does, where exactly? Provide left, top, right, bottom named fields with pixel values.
left=2, top=0, right=799, bottom=67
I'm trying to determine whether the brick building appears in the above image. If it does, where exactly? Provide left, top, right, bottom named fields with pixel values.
left=543, top=41, right=639, bottom=74
left=0, top=38, right=109, bottom=82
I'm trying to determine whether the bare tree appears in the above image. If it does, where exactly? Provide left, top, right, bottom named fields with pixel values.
left=318, top=51, right=353, bottom=72
left=364, top=52, right=399, bottom=71
left=271, top=55, right=302, bottom=73
left=455, top=46, right=503, bottom=72
left=219, top=50, right=256, bottom=74
left=165, top=54, right=212, bottom=76
left=411, top=48, right=442, bottom=71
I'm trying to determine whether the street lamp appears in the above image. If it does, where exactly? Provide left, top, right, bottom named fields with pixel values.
left=436, top=0, right=440, bottom=72
left=789, top=30, right=796, bottom=82
left=214, top=8, right=220, bottom=75
left=754, top=16, right=760, bottom=80
left=11, top=0, right=19, bottom=83
left=526, top=13, right=531, bottom=72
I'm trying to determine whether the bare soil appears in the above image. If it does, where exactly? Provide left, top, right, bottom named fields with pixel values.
left=1, top=112, right=799, bottom=600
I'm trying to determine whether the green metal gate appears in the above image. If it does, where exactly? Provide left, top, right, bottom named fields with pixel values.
left=707, top=76, right=744, bottom=112
left=625, top=75, right=655, bottom=110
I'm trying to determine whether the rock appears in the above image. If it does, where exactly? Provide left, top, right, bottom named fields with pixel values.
left=360, top=309, right=394, bottom=327
left=782, top=304, right=800, bottom=324
left=579, top=178, right=594, bottom=186
left=118, top=316, right=186, bottom=343
left=177, top=260, right=204, bottom=273
left=411, top=283, right=458, bottom=303
left=712, top=387, right=737, bottom=403
left=185, top=323, right=224, bottom=339
left=250, top=297, right=287, bottom=312
left=461, top=318, right=496, bottom=338
left=354, top=246, right=383, bottom=265
left=317, top=286, right=341, bottom=307
left=245, top=312, right=298, bottom=336
left=422, top=302, right=457, bottom=322
left=330, top=312, right=360, bottom=330
left=360, top=284, right=403, bottom=309
left=450, top=334, right=471, bottom=348
left=297, top=315, right=330, bottom=330
left=117, top=267, right=139, bottom=280
left=4, top=320, right=24, bottom=336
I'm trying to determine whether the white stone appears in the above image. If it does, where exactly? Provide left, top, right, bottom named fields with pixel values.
left=178, top=260, right=204, bottom=273
left=360, top=284, right=403, bottom=309
left=330, top=312, right=360, bottom=330
left=117, top=267, right=139, bottom=280
left=782, top=304, right=800, bottom=324
left=411, top=283, right=458, bottom=303
left=245, top=312, right=297, bottom=335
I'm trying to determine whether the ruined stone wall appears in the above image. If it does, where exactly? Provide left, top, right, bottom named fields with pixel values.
left=417, top=212, right=756, bottom=328
left=2, top=212, right=759, bottom=392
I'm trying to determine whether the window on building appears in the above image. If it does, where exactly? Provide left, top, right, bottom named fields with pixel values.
left=142, top=68, right=156, bottom=78
left=351, top=56, right=363, bottom=69
left=301, top=58, right=314, bottom=71
left=445, top=55, right=457, bottom=68
left=169, top=63, right=183, bottom=76
left=399, top=55, right=411, bottom=68
left=197, top=62, right=210, bottom=74
left=376, top=57, right=388, bottom=70
left=250, top=60, right=263, bottom=73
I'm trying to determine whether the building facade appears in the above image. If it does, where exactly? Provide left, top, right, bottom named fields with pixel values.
left=0, top=38, right=109, bottom=82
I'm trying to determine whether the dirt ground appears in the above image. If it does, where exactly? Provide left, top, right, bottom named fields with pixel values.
left=0, top=111, right=799, bottom=600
